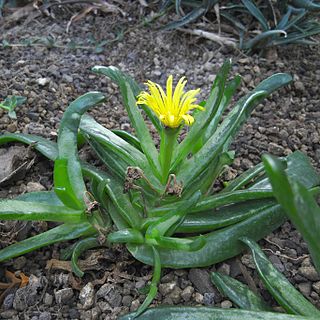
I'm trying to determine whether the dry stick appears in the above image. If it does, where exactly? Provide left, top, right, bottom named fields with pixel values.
left=178, top=27, right=237, bottom=48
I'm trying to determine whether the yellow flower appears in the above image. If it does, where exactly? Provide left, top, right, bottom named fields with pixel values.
left=136, top=75, right=203, bottom=128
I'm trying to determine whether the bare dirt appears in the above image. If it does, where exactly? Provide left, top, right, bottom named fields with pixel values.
left=0, top=2, right=320, bottom=319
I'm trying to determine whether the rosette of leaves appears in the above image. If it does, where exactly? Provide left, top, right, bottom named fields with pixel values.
left=0, top=60, right=319, bottom=316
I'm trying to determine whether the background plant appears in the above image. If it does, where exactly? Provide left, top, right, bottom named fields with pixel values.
left=0, top=61, right=319, bottom=316
left=0, top=95, right=26, bottom=119
left=157, top=0, right=320, bottom=52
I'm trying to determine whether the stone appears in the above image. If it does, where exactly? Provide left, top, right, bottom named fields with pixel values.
left=26, top=182, right=46, bottom=192
left=96, top=284, right=122, bottom=308
left=43, top=293, right=53, bottom=306
left=221, top=300, right=233, bottom=308
left=0, top=310, right=18, bottom=319
left=12, top=256, right=27, bottom=270
left=241, top=254, right=256, bottom=269
left=3, top=293, right=14, bottom=310
left=37, top=78, right=50, bottom=86
left=312, top=281, right=320, bottom=294
left=159, top=282, right=176, bottom=296
left=299, top=266, right=320, bottom=281
left=39, top=312, right=52, bottom=320
left=79, top=282, right=95, bottom=310
left=194, top=292, right=204, bottom=304
left=217, top=263, right=230, bottom=276
left=54, top=288, right=74, bottom=304
left=298, top=282, right=312, bottom=297
left=122, top=295, right=133, bottom=307
left=130, top=299, right=140, bottom=312
left=168, top=286, right=182, bottom=304
left=13, top=275, right=42, bottom=311
left=7, top=123, right=17, bottom=133
left=181, top=286, right=194, bottom=302
left=188, top=269, right=215, bottom=294
left=203, top=292, right=215, bottom=305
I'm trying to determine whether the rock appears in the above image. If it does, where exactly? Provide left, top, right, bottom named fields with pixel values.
left=168, top=286, right=182, bottom=304
left=268, top=142, right=285, bottom=156
left=221, top=300, right=233, bottom=308
left=43, top=293, right=53, bottom=306
left=312, top=281, right=320, bottom=294
left=181, top=286, right=194, bottom=302
left=26, top=182, right=46, bottom=192
left=3, top=293, right=14, bottom=310
left=188, top=269, right=215, bottom=294
left=12, top=256, right=27, bottom=270
left=62, top=74, right=73, bottom=83
left=269, top=255, right=285, bottom=273
left=96, top=284, right=122, bottom=308
left=161, top=273, right=175, bottom=283
left=298, top=282, right=312, bottom=297
left=54, top=288, right=74, bottom=304
left=159, top=282, right=176, bottom=296
left=13, top=275, right=43, bottom=311
left=37, top=78, right=50, bottom=86
left=194, top=292, right=204, bottom=304
left=298, top=266, right=320, bottom=281
left=241, top=254, right=256, bottom=269
left=69, top=308, right=80, bottom=319
left=122, top=295, right=133, bottom=307
left=217, top=263, right=231, bottom=276
left=39, top=312, right=51, bottom=320
left=90, top=307, right=101, bottom=320
left=7, top=122, right=17, bottom=133
left=294, top=81, right=305, bottom=92
left=135, top=280, right=146, bottom=289
left=130, top=299, right=140, bottom=312
left=203, top=292, right=215, bottom=305
left=79, top=282, right=95, bottom=310
left=0, top=310, right=18, bottom=319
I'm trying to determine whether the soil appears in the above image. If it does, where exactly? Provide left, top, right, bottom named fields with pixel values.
left=0, top=1, right=320, bottom=320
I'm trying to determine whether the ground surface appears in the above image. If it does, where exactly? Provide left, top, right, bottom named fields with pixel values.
left=0, top=2, right=320, bottom=320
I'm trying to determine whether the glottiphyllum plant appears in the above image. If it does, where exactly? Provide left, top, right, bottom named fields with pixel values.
left=0, top=60, right=319, bottom=316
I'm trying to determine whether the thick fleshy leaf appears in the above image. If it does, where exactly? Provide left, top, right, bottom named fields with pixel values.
left=263, top=154, right=320, bottom=273
left=211, top=272, right=270, bottom=311
left=128, top=150, right=320, bottom=268
left=0, top=222, right=96, bottom=262
left=171, top=60, right=232, bottom=171
left=0, top=200, right=83, bottom=223
left=177, top=73, right=292, bottom=191
left=54, top=92, right=105, bottom=210
left=120, top=306, right=320, bottom=320
left=0, top=133, right=58, bottom=160
left=241, top=238, right=320, bottom=316
left=92, top=66, right=162, bottom=179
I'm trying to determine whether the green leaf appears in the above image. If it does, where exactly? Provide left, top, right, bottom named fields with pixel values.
left=112, top=129, right=143, bottom=152
left=263, top=154, right=320, bottom=273
left=171, top=60, right=232, bottom=171
left=120, top=306, right=320, bottom=320
left=0, top=199, right=84, bottom=223
left=177, top=90, right=267, bottom=190
left=211, top=272, right=271, bottom=311
left=0, top=133, right=58, bottom=161
left=92, top=66, right=162, bottom=180
left=71, top=237, right=102, bottom=277
left=241, top=0, right=270, bottom=31
left=54, top=92, right=105, bottom=210
left=0, top=222, right=96, bottom=262
left=128, top=150, right=320, bottom=268
left=241, top=238, right=320, bottom=316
